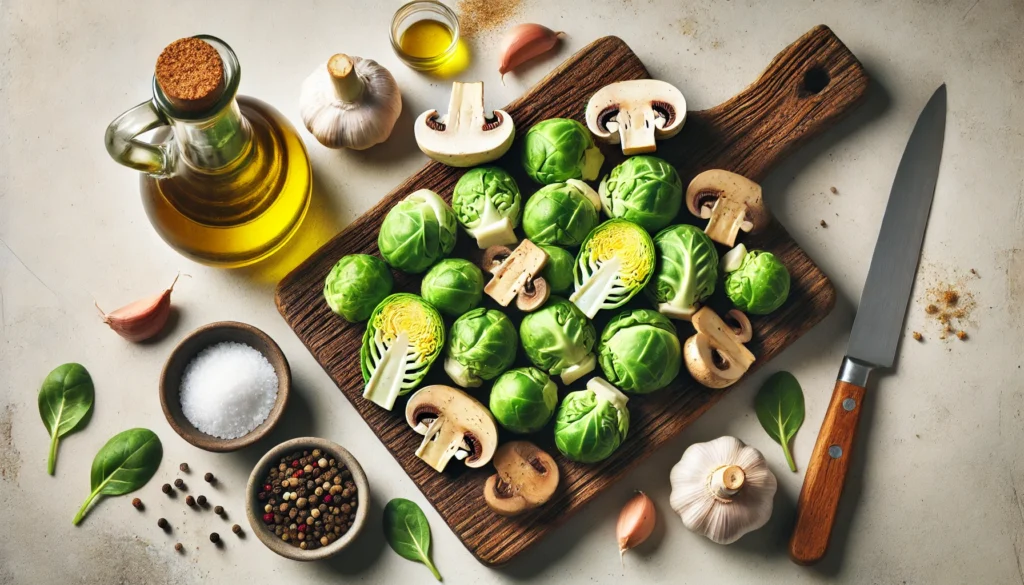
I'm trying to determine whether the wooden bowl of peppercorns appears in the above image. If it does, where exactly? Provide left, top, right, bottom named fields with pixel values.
left=246, top=437, right=369, bottom=561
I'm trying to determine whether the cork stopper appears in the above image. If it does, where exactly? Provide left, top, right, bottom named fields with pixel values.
left=155, top=38, right=225, bottom=113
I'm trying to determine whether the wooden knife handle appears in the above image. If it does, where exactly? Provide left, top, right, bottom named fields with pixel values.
left=789, top=379, right=867, bottom=565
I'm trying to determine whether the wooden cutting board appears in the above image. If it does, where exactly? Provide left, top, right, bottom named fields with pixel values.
left=275, top=25, right=868, bottom=565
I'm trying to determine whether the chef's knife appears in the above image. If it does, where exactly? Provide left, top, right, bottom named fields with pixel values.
left=789, top=84, right=947, bottom=565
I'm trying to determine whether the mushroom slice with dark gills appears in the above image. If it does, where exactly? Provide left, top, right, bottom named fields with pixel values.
left=405, top=385, right=499, bottom=472
left=685, top=170, right=770, bottom=247
left=484, top=441, right=559, bottom=516
left=585, top=79, right=687, bottom=154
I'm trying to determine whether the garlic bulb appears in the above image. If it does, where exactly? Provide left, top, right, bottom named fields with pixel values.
left=300, top=54, right=402, bottom=150
left=669, top=436, right=777, bottom=544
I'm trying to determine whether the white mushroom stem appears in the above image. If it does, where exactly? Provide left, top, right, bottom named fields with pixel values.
left=415, top=415, right=465, bottom=472
left=709, top=465, right=746, bottom=499
left=328, top=54, right=365, bottom=103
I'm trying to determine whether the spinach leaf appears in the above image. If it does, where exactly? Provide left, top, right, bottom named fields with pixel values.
left=755, top=371, right=805, bottom=472
left=73, top=428, right=163, bottom=525
left=383, top=498, right=442, bottom=581
left=38, top=363, right=95, bottom=475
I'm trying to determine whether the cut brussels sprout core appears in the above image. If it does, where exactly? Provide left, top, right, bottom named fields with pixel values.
left=378, top=189, right=458, bottom=274
left=553, top=377, right=630, bottom=463
left=452, top=166, right=522, bottom=249
left=443, top=308, right=518, bottom=388
left=645, top=224, right=719, bottom=320
left=570, top=219, right=655, bottom=318
left=361, top=294, right=444, bottom=410
left=520, top=297, right=597, bottom=382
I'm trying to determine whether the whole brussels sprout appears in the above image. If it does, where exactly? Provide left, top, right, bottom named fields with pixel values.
left=570, top=219, right=655, bottom=318
left=452, top=166, right=522, bottom=248
left=522, top=179, right=601, bottom=247
left=323, top=254, right=393, bottom=322
left=598, top=156, right=683, bottom=233
left=489, top=367, right=558, bottom=434
left=645, top=224, right=719, bottom=319
left=725, top=250, right=791, bottom=315
left=522, top=118, right=605, bottom=184
left=598, top=309, right=681, bottom=394
left=378, top=189, right=458, bottom=274
left=361, top=293, right=445, bottom=410
left=420, top=258, right=484, bottom=317
left=538, top=244, right=575, bottom=295
left=554, top=378, right=630, bottom=463
left=444, top=308, right=518, bottom=388
left=520, top=297, right=597, bottom=384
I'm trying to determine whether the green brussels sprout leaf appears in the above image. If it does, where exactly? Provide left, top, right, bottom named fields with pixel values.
left=522, top=179, right=601, bottom=247
left=538, top=244, right=575, bottom=295
left=489, top=367, right=558, bottom=434
left=522, top=118, right=605, bottom=184
left=645, top=224, right=719, bottom=320
left=554, top=378, right=630, bottom=463
left=420, top=258, right=484, bottom=317
left=598, top=309, right=681, bottom=394
left=444, top=308, right=518, bottom=388
left=324, top=254, right=394, bottom=322
left=452, top=166, right=522, bottom=248
left=378, top=189, right=458, bottom=274
left=519, top=297, right=597, bottom=384
left=598, top=156, right=683, bottom=233
left=570, top=219, right=655, bottom=318
left=725, top=250, right=791, bottom=315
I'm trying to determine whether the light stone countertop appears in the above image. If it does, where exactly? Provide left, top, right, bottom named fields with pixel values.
left=1, top=1, right=1022, bottom=583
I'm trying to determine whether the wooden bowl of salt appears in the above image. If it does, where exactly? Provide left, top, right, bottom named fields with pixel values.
left=160, top=321, right=291, bottom=452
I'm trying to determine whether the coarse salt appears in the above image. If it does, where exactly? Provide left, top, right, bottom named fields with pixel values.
left=179, top=341, right=279, bottom=440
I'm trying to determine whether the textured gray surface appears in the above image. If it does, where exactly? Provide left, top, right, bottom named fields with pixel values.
left=1, top=1, right=1022, bottom=583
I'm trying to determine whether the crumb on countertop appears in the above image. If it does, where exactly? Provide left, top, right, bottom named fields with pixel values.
left=956, top=330, right=968, bottom=340
left=820, top=219, right=828, bottom=228
left=830, top=186, right=838, bottom=194
left=925, top=304, right=939, bottom=314
left=912, top=331, right=923, bottom=341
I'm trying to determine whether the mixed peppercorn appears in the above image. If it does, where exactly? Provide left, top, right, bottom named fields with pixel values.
left=256, top=448, right=358, bottom=550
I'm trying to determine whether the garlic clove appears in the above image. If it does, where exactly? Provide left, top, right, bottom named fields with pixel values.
left=498, top=24, right=564, bottom=79
left=96, top=274, right=180, bottom=342
left=616, top=491, right=656, bottom=563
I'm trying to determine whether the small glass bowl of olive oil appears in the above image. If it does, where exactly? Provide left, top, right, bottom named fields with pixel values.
left=390, top=0, right=460, bottom=71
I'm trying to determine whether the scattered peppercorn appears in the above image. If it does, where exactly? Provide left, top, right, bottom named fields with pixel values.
left=157, top=518, right=170, bottom=531
left=179, top=462, right=189, bottom=472
left=819, top=219, right=828, bottom=228
left=197, top=495, right=207, bottom=507
left=232, top=524, right=243, bottom=536
left=132, top=497, right=144, bottom=510
left=956, top=330, right=968, bottom=340
left=174, top=543, right=183, bottom=553
left=830, top=186, right=838, bottom=194
left=210, top=532, right=220, bottom=544
left=174, top=479, right=185, bottom=489
left=912, top=331, right=923, bottom=341
left=185, top=495, right=196, bottom=506
left=161, top=483, right=172, bottom=494
left=214, top=505, right=224, bottom=515
left=204, top=472, right=215, bottom=484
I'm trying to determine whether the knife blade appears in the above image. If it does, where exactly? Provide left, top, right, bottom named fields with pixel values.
left=789, top=84, right=947, bottom=566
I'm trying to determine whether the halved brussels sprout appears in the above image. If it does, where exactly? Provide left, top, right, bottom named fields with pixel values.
left=538, top=244, right=575, bottom=295
left=378, top=189, right=458, bottom=274
left=323, top=254, right=393, bottom=322
left=420, top=258, right=484, bottom=317
left=569, top=219, right=655, bottom=318
left=598, top=309, right=681, bottom=394
left=489, top=367, right=558, bottom=434
left=519, top=297, right=597, bottom=385
left=452, top=166, right=522, bottom=249
left=724, top=249, right=791, bottom=315
left=598, top=155, right=683, bottom=233
left=554, top=377, right=630, bottom=463
left=522, top=118, right=605, bottom=184
left=522, top=179, right=601, bottom=247
left=645, top=224, right=719, bottom=320
left=444, top=308, right=518, bottom=388
left=361, top=293, right=445, bottom=411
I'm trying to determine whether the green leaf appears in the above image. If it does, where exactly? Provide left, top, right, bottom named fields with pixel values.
left=755, top=371, right=805, bottom=472
left=37, top=363, right=95, bottom=475
left=383, top=498, right=442, bottom=581
left=73, top=428, right=162, bottom=525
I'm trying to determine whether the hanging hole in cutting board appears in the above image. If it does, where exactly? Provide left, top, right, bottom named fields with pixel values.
left=801, top=67, right=831, bottom=96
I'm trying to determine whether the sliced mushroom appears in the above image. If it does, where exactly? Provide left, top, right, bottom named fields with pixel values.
left=684, top=307, right=756, bottom=389
left=585, top=79, right=686, bottom=155
left=482, top=240, right=550, bottom=311
left=414, top=81, right=515, bottom=167
left=484, top=441, right=559, bottom=516
left=724, top=309, right=753, bottom=343
left=405, top=385, right=499, bottom=472
left=685, top=170, right=770, bottom=247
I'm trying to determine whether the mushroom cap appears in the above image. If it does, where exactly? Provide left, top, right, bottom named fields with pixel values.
left=484, top=441, right=560, bottom=516
left=685, top=169, right=770, bottom=232
left=404, top=384, right=498, bottom=468
left=515, top=276, right=550, bottom=312
left=684, top=307, right=756, bottom=389
left=414, top=81, right=515, bottom=167
left=585, top=79, right=687, bottom=153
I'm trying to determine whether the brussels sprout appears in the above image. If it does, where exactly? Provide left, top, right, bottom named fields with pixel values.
left=645, top=224, right=719, bottom=319
left=569, top=219, right=655, bottom=318
left=519, top=297, right=597, bottom=384
left=378, top=189, right=458, bottom=274
left=554, top=378, right=630, bottom=463
left=452, top=166, right=522, bottom=248
left=522, top=118, right=605, bottom=184
left=421, top=259, right=484, bottom=317
left=522, top=179, right=601, bottom=247
left=489, top=367, right=558, bottom=433
left=444, top=308, right=518, bottom=388
left=724, top=250, right=791, bottom=315
left=538, top=244, right=575, bottom=295
left=323, top=254, right=393, bottom=322
left=598, top=309, right=681, bottom=394
left=598, top=156, right=683, bottom=233
left=361, top=293, right=445, bottom=411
